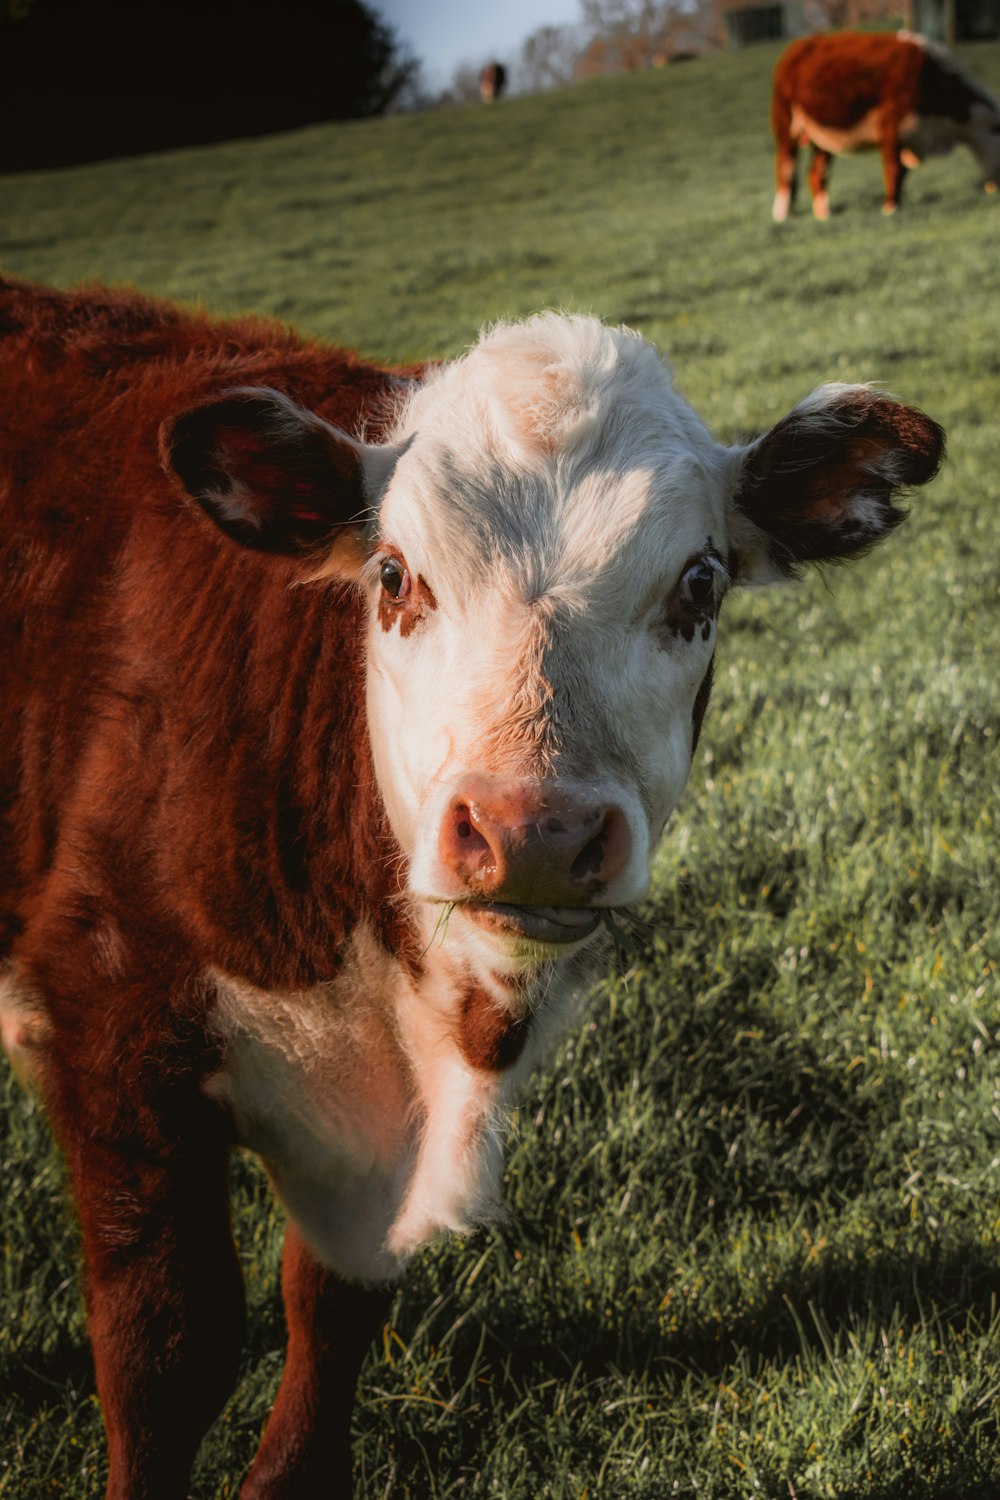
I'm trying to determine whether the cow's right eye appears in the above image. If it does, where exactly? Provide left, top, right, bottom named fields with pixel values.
left=380, top=558, right=410, bottom=599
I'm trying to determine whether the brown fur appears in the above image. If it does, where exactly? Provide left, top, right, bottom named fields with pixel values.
left=456, top=984, right=531, bottom=1071
left=241, top=1230, right=394, bottom=1496
left=0, top=276, right=422, bottom=1496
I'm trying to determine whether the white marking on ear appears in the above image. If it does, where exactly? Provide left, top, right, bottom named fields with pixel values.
left=728, top=382, right=943, bottom=583
left=201, top=474, right=258, bottom=528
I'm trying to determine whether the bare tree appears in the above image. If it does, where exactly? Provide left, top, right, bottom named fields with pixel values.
left=581, top=0, right=663, bottom=68
left=514, top=0, right=722, bottom=97
left=578, top=0, right=722, bottom=73
left=441, top=61, right=487, bottom=106
left=518, top=22, right=584, bottom=92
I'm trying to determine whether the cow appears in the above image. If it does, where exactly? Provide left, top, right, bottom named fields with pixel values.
left=480, top=61, right=507, bottom=102
left=771, top=29, right=1000, bottom=219
left=0, top=276, right=944, bottom=1497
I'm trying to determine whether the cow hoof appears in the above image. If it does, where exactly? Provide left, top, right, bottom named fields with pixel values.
left=986, top=180, right=997, bottom=194
left=812, top=194, right=830, bottom=221
left=882, top=202, right=898, bottom=216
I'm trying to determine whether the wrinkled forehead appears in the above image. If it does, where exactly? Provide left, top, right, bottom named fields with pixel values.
left=378, top=314, right=730, bottom=607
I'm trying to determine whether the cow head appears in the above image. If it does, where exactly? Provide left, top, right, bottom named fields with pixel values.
left=162, top=316, right=943, bottom=973
left=968, top=103, right=1000, bottom=190
left=921, top=40, right=1000, bottom=191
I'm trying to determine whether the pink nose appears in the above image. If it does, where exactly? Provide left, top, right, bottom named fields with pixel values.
left=438, top=777, right=631, bottom=906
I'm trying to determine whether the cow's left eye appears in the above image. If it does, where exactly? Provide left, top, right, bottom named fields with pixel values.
left=681, top=560, right=716, bottom=612
left=380, top=558, right=410, bottom=600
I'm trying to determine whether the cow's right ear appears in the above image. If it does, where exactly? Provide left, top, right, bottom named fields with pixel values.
left=160, top=386, right=395, bottom=577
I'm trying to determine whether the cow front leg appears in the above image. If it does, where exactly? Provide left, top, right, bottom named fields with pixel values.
left=807, top=147, right=833, bottom=219
left=68, top=1136, right=245, bottom=1500
left=880, top=131, right=907, bottom=213
left=241, top=1227, right=394, bottom=1498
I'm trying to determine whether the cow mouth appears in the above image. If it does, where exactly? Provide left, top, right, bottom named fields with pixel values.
left=462, top=901, right=602, bottom=945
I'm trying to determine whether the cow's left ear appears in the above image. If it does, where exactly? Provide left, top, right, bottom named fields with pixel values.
left=160, top=386, right=395, bottom=576
left=730, top=385, right=944, bottom=583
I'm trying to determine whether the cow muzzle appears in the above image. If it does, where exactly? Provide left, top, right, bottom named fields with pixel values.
left=435, top=775, right=634, bottom=939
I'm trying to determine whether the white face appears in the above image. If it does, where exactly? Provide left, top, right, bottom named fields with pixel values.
left=359, top=317, right=734, bottom=964
left=167, top=313, right=942, bottom=973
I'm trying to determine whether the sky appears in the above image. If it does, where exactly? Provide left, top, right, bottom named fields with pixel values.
left=374, top=0, right=583, bottom=90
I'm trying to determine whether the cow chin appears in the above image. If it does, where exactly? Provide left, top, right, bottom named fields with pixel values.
left=437, top=898, right=607, bottom=965
left=464, top=899, right=602, bottom=947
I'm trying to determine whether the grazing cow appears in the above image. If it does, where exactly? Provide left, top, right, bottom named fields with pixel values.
left=480, top=60, right=507, bottom=102
left=771, top=29, right=1000, bottom=219
left=0, top=276, right=943, bottom=1497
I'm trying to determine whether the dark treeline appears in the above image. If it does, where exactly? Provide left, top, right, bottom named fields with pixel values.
left=0, top=0, right=415, bottom=171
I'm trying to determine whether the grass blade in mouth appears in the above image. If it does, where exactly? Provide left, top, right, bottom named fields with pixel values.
left=420, top=900, right=456, bottom=956
left=600, top=907, right=660, bottom=975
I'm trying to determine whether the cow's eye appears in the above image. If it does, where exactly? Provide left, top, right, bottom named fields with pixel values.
left=682, top=559, right=715, bottom=612
left=379, top=558, right=410, bottom=600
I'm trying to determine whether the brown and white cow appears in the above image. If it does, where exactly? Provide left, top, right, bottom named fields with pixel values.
left=771, top=29, right=1000, bottom=219
left=480, top=60, right=507, bottom=102
left=0, top=277, right=943, bottom=1496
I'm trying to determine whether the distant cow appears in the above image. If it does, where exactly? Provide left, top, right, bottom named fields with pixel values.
left=480, top=61, right=507, bottom=101
left=772, top=30, right=1000, bottom=218
left=0, top=277, right=944, bottom=1496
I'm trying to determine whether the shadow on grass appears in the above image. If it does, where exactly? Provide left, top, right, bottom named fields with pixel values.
left=379, top=943, right=999, bottom=1492
left=0, top=1334, right=93, bottom=1416
left=427, top=1232, right=1000, bottom=1384
left=380, top=1235, right=1000, bottom=1496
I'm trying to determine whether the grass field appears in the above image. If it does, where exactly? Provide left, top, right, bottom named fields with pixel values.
left=1, top=36, right=999, bottom=1499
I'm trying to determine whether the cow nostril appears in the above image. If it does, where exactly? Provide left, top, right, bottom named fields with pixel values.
left=569, top=807, right=629, bottom=888
left=449, top=802, right=494, bottom=872
left=454, top=803, right=485, bottom=839
left=570, top=829, right=607, bottom=882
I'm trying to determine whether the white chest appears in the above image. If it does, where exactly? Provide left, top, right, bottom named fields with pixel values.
left=204, top=926, right=579, bottom=1282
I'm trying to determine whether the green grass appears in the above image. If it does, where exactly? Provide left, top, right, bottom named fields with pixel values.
left=2, top=38, right=1000, bottom=1498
